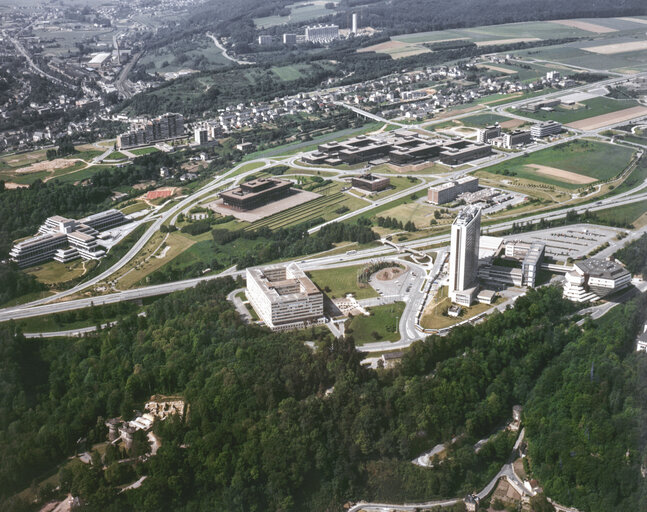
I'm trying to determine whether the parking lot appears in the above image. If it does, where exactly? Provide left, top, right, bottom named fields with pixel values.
left=503, top=223, right=625, bottom=260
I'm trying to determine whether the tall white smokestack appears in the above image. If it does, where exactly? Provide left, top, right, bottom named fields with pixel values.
left=352, top=12, right=358, bottom=34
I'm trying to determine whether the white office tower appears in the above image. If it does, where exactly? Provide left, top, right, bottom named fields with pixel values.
left=352, top=13, right=358, bottom=34
left=449, top=206, right=481, bottom=306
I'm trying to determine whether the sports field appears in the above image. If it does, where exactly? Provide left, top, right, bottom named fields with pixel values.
left=476, top=140, right=635, bottom=189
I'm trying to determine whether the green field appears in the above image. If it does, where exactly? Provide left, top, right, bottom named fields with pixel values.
left=513, top=97, right=640, bottom=124
left=346, top=302, right=405, bottom=345
left=308, top=265, right=378, bottom=300
left=253, top=0, right=339, bottom=28
left=477, top=140, right=635, bottom=189
left=130, top=147, right=160, bottom=156
left=455, top=113, right=513, bottom=128
left=106, top=151, right=128, bottom=160
left=592, top=201, right=647, bottom=227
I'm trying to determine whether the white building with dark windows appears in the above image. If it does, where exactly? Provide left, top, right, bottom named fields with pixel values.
left=449, top=206, right=481, bottom=306
left=563, top=258, right=632, bottom=302
left=531, top=121, right=562, bottom=138
left=246, top=263, right=325, bottom=331
left=305, top=24, right=339, bottom=43
left=10, top=210, right=128, bottom=268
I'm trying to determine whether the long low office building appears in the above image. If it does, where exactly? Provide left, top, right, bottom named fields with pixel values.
left=10, top=209, right=128, bottom=268
left=220, top=178, right=293, bottom=210
left=246, top=263, right=325, bottom=331
left=428, top=176, right=479, bottom=205
left=351, top=173, right=391, bottom=192
left=307, top=132, right=493, bottom=168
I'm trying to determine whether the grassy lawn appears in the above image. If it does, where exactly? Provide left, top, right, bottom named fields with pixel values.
left=377, top=201, right=453, bottom=230
left=107, top=151, right=128, bottom=160
left=118, top=231, right=196, bottom=288
left=511, top=97, right=639, bottom=124
left=455, top=113, right=511, bottom=128
left=130, top=147, right=160, bottom=156
left=346, top=302, right=405, bottom=345
left=593, top=201, right=647, bottom=227
left=120, top=202, right=151, bottom=215
left=476, top=140, right=635, bottom=189
left=26, top=259, right=87, bottom=285
left=307, top=265, right=378, bottom=300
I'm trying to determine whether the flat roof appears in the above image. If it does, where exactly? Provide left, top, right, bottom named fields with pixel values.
left=576, top=258, right=630, bottom=279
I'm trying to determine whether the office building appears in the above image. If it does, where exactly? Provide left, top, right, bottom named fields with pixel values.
left=428, top=176, right=479, bottom=205
left=440, top=142, right=492, bottom=165
left=352, top=13, right=358, bottom=34
left=305, top=24, right=339, bottom=43
left=194, top=128, right=208, bottom=145
left=449, top=206, right=481, bottom=306
left=351, top=173, right=390, bottom=192
left=563, top=258, right=631, bottom=302
left=258, top=35, right=273, bottom=46
left=220, top=178, right=293, bottom=210
left=10, top=210, right=127, bottom=268
left=246, top=263, right=325, bottom=331
left=476, top=124, right=501, bottom=144
left=531, top=121, right=562, bottom=138
left=283, top=33, right=297, bottom=45
left=503, top=130, right=532, bottom=148
left=309, top=132, right=491, bottom=168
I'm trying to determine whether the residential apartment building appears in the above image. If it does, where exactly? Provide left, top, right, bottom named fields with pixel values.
left=117, top=113, right=185, bottom=149
left=246, top=263, right=325, bottom=331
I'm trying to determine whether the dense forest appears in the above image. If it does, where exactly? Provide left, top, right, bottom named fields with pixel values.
left=614, top=233, right=647, bottom=277
left=1, top=282, right=644, bottom=510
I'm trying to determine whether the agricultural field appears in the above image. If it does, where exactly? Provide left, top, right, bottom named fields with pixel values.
left=345, top=302, right=405, bottom=345
left=476, top=139, right=635, bottom=189
left=253, top=0, right=339, bottom=28
left=32, top=27, right=116, bottom=57
left=512, top=96, right=641, bottom=124
left=359, top=19, right=598, bottom=59
left=307, top=265, right=378, bottom=300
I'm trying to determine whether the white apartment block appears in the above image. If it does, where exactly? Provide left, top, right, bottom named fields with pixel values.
left=10, top=210, right=127, bottom=268
left=305, top=24, right=339, bottom=43
left=449, top=206, right=481, bottom=306
left=246, top=263, right=325, bottom=331
left=563, top=258, right=631, bottom=302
